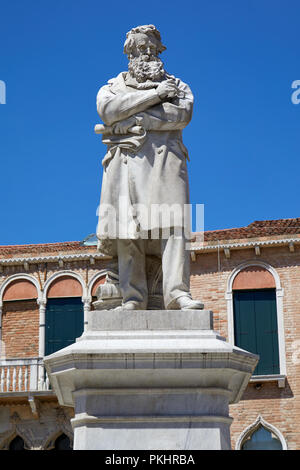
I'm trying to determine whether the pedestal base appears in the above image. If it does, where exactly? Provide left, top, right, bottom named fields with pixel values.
left=73, top=418, right=232, bottom=451
left=44, top=309, right=258, bottom=450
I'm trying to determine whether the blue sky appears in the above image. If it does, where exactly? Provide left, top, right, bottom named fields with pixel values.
left=0, top=0, right=299, bottom=245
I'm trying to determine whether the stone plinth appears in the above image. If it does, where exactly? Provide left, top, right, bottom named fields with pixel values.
left=44, top=309, right=258, bottom=450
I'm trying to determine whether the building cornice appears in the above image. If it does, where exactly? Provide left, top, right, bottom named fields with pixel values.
left=0, top=237, right=299, bottom=268
left=190, top=236, right=300, bottom=253
left=0, top=252, right=111, bottom=268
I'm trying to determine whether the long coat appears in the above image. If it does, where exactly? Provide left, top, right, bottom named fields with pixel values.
left=96, top=72, right=193, bottom=250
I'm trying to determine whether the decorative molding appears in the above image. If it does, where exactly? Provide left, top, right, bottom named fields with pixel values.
left=0, top=412, right=33, bottom=450
left=249, top=374, right=286, bottom=388
left=235, top=414, right=287, bottom=450
left=0, top=273, right=43, bottom=304
left=23, top=262, right=29, bottom=271
left=28, top=395, right=40, bottom=418
left=83, top=298, right=91, bottom=332
left=43, top=409, right=74, bottom=450
left=37, top=300, right=47, bottom=359
left=191, top=236, right=300, bottom=253
left=0, top=408, right=74, bottom=450
left=226, top=260, right=282, bottom=295
left=42, top=271, right=87, bottom=303
left=0, top=237, right=298, bottom=268
left=0, top=252, right=110, bottom=268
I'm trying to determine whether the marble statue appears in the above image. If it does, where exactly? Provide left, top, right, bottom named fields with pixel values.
left=95, top=25, right=203, bottom=311
left=44, top=30, right=258, bottom=451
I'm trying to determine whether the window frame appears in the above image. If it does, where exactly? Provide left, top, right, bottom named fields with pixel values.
left=45, top=296, right=84, bottom=356
left=233, top=288, right=280, bottom=376
left=235, top=414, right=287, bottom=450
left=226, top=261, right=286, bottom=387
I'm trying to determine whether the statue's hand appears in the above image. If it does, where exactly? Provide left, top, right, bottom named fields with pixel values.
left=113, top=116, right=137, bottom=134
left=157, top=79, right=180, bottom=100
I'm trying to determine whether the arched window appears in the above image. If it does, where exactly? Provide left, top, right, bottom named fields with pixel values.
left=241, top=425, right=282, bottom=450
left=44, top=275, right=84, bottom=356
left=226, top=262, right=286, bottom=379
left=52, top=433, right=72, bottom=450
left=236, top=415, right=287, bottom=450
left=90, top=275, right=106, bottom=302
left=45, top=297, right=84, bottom=355
left=8, top=435, right=26, bottom=450
left=1, top=277, right=40, bottom=358
left=233, top=288, right=279, bottom=375
left=2, top=279, right=38, bottom=301
left=47, top=276, right=83, bottom=299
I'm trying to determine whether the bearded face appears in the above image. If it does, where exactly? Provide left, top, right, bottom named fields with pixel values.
left=126, top=32, right=166, bottom=83
left=128, top=55, right=166, bottom=83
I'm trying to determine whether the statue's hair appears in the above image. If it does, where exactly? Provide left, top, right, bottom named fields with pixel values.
left=123, top=24, right=166, bottom=56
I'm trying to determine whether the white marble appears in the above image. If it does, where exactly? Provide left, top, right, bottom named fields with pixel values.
left=95, top=25, right=203, bottom=311
left=44, top=309, right=258, bottom=450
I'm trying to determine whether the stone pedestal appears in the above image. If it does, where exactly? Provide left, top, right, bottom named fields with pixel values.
left=44, top=309, right=258, bottom=450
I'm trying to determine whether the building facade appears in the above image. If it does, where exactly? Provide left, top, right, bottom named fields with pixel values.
left=0, top=217, right=299, bottom=450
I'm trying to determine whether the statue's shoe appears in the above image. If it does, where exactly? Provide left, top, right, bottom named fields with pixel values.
left=115, top=301, right=144, bottom=311
left=175, top=296, right=204, bottom=310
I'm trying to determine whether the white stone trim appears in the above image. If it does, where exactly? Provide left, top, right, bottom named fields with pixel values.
left=0, top=357, right=48, bottom=392
left=192, top=236, right=300, bottom=252
left=235, top=414, right=287, bottom=450
left=226, top=260, right=287, bottom=381
left=83, top=299, right=91, bottom=332
left=249, top=374, right=286, bottom=388
left=0, top=273, right=42, bottom=304
left=37, top=300, right=47, bottom=361
left=71, top=412, right=233, bottom=426
left=0, top=237, right=299, bottom=267
left=0, top=252, right=109, bottom=267
left=42, top=271, right=87, bottom=303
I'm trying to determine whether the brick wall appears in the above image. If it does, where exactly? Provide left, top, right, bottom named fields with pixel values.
left=1, top=300, right=39, bottom=358
left=190, top=245, right=300, bottom=450
left=0, top=258, right=111, bottom=358
left=1, top=239, right=300, bottom=449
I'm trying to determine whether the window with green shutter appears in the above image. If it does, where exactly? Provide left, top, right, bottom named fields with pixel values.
left=233, top=289, right=279, bottom=375
left=45, top=297, right=84, bottom=356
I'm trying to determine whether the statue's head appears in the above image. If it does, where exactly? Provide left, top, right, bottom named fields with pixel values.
left=124, top=25, right=167, bottom=83
left=124, top=25, right=166, bottom=58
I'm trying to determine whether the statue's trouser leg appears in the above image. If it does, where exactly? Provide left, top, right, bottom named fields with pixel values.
left=161, top=232, right=192, bottom=309
left=117, top=238, right=148, bottom=309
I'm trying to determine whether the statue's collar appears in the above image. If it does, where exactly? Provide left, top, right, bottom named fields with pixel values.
left=108, top=72, right=168, bottom=94
left=108, top=72, right=128, bottom=94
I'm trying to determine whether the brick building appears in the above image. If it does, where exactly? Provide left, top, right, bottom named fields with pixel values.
left=0, top=217, right=299, bottom=450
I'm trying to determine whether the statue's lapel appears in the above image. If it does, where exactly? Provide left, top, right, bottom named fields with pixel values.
left=109, top=72, right=128, bottom=95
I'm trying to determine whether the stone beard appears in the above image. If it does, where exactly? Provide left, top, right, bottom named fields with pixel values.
left=128, top=55, right=166, bottom=83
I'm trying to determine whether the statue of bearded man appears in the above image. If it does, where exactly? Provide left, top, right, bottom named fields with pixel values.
left=96, top=25, right=203, bottom=311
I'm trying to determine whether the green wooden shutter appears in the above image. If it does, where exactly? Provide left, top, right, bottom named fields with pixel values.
left=45, top=297, right=84, bottom=356
left=233, top=289, right=279, bottom=375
